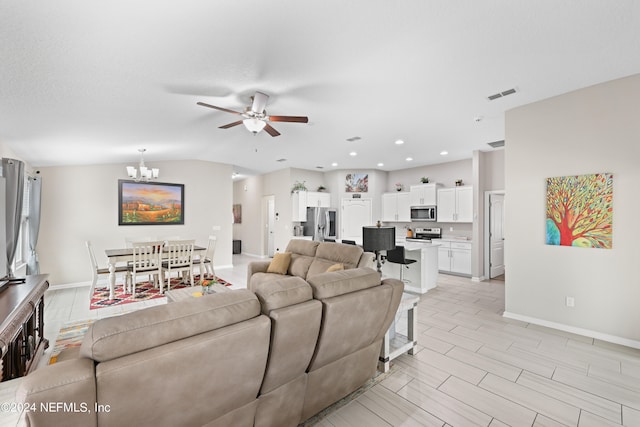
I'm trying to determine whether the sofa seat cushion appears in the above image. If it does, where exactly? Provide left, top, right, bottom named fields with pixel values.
left=80, top=289, right=261, bottom=362
left=306, top=268, right=381, bottom=299
left=253, top=276, right=313, bottom=314
left=307, top=243, right=364, bottom=278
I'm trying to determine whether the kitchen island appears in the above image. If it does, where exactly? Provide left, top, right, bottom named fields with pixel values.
left=382, top=239, right=440, bottom=294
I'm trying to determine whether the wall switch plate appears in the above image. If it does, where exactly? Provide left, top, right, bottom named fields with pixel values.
left=449, top=227, right=454, bottom=231
left=212, top=225, right=221, bottom=231
left=566, top=296, right=575, bottom=307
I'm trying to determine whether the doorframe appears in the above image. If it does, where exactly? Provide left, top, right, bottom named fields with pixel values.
left=262, top=195, right=275, bottom=257
left=484, top=190, right=505, bottom=280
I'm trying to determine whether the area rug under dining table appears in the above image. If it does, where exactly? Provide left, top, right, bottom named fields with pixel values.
left=89, top=276, right=232, bottom=310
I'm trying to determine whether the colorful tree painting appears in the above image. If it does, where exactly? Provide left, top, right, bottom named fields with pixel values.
left=546, top=173, right=613, bottom=249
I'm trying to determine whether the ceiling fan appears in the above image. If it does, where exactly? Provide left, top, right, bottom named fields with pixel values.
left=197, top=91, right=308, bottom=137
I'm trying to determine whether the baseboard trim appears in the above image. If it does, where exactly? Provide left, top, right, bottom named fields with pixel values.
left=242, top=252, right=268, bottom=259
left=471, top=276, right=485, bottom=282
left=49, top=281, right=91, bottom=290
left=503, top=311, right=640, bottom=350
left=214, top=264, right=234, bottom=270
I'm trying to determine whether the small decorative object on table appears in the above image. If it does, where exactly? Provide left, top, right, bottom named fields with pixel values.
left=395, top=182, right=402, bottom=192
left=420, top=177, right=429, bottom=183
left=202, top=279, right=214, bottom=295
left=455, top=179, right=463, bottom=186
left=317, top=185, right=326, bottom=192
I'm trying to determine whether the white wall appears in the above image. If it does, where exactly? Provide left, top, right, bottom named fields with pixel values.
left=387, top=159, right=473, bottom=192
left=233, top=176, right=264, bottom=257
left=505, top=73, right=640, bottom=345
left=38, top=160, right=233, bottom=285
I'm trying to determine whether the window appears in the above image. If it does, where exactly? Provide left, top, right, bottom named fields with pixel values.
left=14, top=176, right=30, bottom=268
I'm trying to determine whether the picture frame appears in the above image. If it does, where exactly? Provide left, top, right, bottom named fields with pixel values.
left=233, top=204, right=242, bottom=224
left=118, top=180, right=184, bottom=225
left=345, top=173, right=368, bottom=193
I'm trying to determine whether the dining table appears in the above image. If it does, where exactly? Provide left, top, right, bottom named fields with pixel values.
left=104, top=245, right=206, bottom=300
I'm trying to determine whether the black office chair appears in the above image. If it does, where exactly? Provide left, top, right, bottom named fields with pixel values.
left=385, top=245, right=416, bottom=282
left=341, top=240, right=356, bottom=245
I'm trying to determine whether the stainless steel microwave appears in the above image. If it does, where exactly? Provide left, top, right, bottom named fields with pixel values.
left=410, top=206, right=436, bottom=222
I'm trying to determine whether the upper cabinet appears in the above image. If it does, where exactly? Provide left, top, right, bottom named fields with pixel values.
left=409, top=183, right=442, bottom=206
left=292, top=191, right=331, bottom=222
left=306, top=191, right=331, bottom=208
left=437, top=186, right=473, bottom=222
left=381, top=192, right=411, bottom=222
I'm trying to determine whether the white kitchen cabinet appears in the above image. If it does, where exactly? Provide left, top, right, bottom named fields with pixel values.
left=432, top=239, right=472, bottom=276
left=381, top=192, right=410, bottom=222
left=306, top=191, right=331, bottom=208
left=291, top=191, right=307, bottom=221
left=409, top=183, right=441, bottom=206
left=437, top=186, right=473, bottom=222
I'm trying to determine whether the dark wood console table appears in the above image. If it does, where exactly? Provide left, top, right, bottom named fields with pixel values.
left=0, top=274, right=49, bottom=382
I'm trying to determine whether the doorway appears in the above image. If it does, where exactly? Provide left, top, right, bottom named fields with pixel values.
left=263, top=195, right=275, bottom=257
left=340, top=198, right=372, bottom=242
left=484, top=191, right=505, bottom=279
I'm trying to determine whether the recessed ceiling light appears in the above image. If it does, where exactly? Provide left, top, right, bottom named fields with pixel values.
left=440, top=151, right=448, bottom=156
left=406, top=157, right=413, bottom=161
left=377, top=163, right=384, bottom=167
left=331, top=162, right=338, bottom=167
left=395, top=139, right=404, bottom=145
left=349, top=151, right=357, bottom=156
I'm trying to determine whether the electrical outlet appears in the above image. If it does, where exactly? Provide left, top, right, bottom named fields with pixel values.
left=566, top=296, right=575, bottom=307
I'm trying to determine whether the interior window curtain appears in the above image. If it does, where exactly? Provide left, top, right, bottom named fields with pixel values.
left=26, top=174, right=42, bottom=275
left=1, top=158, right=25, bottom=278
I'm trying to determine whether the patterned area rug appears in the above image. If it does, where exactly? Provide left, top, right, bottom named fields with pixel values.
left=49, top=319, right=95, bottom=364
left=90, top=276, right=232, bottom=310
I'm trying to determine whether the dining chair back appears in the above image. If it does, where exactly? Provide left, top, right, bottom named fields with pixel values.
left=131, top=240, right=164, bottom=296
left=194, top=235, right=216, bottom=283
left=125, top=236, right=158, bottom=248
left=86, top=241, right=131, bottom=296
left=163, top=239, right=195, bottom=291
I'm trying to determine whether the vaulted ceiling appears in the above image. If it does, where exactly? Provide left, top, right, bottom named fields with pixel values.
left=1, top=1, right=639, bottom=176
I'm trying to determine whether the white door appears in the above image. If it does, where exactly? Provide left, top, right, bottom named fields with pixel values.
left=340, top=198, right=372, bottom=242
left=489, top=193, right=505, bottom=278
left=265, top=196, right=276, bottom=257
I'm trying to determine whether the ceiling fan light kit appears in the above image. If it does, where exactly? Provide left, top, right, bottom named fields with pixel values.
left=126, top=148, right=159, bottom=182
left=197, top=91, right=308, bottom=137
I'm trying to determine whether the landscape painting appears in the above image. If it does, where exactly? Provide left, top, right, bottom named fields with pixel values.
left=345, top=173, right=368, bottom=192
left=545, top=173, right=613, bottom=249
left=118, top=180, right=184, bottom=225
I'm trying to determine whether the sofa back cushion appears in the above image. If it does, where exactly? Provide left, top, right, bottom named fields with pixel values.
left=306, top=281, right=394, bottom=371
left=306, top=242, right=364, bottom=278
left=80, top=289, right=260, bottom=362
left=285, top=239, right=319, bottom=279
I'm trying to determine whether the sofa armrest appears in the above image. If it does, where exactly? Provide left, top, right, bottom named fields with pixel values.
left=17, top=358, right=97, bottom=427
left=247, top=260, right=271, bottom=289
left=357, top=252, right=375, bottom=269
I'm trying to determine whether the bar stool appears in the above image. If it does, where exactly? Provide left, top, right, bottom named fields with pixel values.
left=385, top=245, right=417, bottom=282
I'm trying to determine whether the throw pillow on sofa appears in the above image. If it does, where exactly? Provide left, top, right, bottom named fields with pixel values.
left=267, top=252, right=292, bottom=274
left=326, top=263, right=344, bottom=272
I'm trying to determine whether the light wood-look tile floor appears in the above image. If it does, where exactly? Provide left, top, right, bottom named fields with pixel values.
left=6, top=255, right=640, bottom=427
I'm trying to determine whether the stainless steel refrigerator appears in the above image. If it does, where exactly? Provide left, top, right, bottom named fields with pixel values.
left=303, top=207, right=337, bottom=241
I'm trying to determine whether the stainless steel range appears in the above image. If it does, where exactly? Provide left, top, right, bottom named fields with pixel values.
left=408, top=227, right=441, bottom=242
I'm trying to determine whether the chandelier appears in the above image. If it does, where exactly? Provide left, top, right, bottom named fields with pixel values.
left=126, top=148, right=159, bottom=182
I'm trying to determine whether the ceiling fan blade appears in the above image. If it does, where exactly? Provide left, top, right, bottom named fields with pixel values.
left=268, top=115, right=309, bottom=123
left=197, top=102, right=242, bottom=115
left=219, top=120, right=243, bottom=129
left=263, top=123, right=281, bottom=137
left=251, top=91, right=269, bottom=114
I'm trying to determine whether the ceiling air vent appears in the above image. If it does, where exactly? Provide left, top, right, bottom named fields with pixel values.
left=487, top=87, right=518, bottom=101
left=346, top=136, right=361, bottom=142
left=276, top=158, right=287, bottom=162
left=487, top=140, right=505, bottom=148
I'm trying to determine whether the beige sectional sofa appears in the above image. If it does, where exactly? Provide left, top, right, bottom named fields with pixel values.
left=17, top=240, right=403, bottom=427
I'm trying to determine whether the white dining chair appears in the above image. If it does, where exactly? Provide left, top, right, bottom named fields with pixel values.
left=162, top=239, right=195, bottom=292
left=86, top=241, right=131, bottom=297
left=131, top=240, right=164, bottom=297
left=193, top=235, right=216, bottom=284
left=125, top=236, right=158, bottom=248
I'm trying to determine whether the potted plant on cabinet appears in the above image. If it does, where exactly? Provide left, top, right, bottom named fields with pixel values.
left=420, top=177, right=429, bottom=183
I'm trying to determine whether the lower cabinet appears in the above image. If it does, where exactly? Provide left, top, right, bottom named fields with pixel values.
left=434, top=240, right=472, bottom=276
